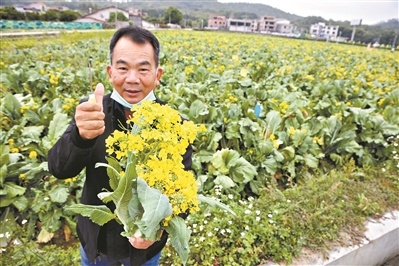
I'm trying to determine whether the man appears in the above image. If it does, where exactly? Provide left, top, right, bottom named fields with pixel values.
left=48, top=26, right=192, bottom=266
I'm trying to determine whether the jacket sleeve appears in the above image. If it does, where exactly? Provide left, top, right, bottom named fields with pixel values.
left=47, top=117, right=97, bottom=179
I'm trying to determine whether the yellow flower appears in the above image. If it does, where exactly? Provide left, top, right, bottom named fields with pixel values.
left=289, top=126, right=295, bottom=136
left=29, top=151, right=38, bottom=159
left=105, top=101, right=201, bottom=218
left=240, top=68, right=248, bottom=77
left=11, top=148, right=19, bottom=153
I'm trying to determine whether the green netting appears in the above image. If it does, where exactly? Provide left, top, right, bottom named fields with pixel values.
left=0, top=20, right=103, bottom=30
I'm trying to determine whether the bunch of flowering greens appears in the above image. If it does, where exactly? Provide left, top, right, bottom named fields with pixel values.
left=66, top=101, right=233, bottom=265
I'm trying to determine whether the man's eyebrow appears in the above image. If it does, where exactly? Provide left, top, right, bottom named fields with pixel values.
left=115, top=59, right=128, bottom=65
left=137, top=60, right=151, bottom=67
left=114, top=59, right=152, bottom=67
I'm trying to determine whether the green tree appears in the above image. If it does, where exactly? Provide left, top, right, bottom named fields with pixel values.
left=59, top=10, right=81, bottom=22
left=0, top=6, right=25, bottom=20
left=163, top=6, right=183, bottom=24
left=107, top=12, right=129, bottom=22
left=26, top=12, right=41, bottom=21
left=41, top=10, right=60, bottom=21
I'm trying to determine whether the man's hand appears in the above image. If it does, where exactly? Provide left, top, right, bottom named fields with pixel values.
left=75, top=83, right=105, bottom=140
left=128, top=236, right=156, bottom=249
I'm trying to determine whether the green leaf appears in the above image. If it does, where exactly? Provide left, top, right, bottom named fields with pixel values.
left=65, top=204, right=114, bottom=226
left=136, top=178, right=172, bottom=241
left=303, top=153, right=319, bottom=168
left=42, top=112, right=69, bottom=150
left=1, top=182, right=26, bottom=198
left=105, top=156, right=122, bottom=190
left=197, top=194, right=236, bottom=216
left=2, top=93, right=21, bottom=119
left=164, top=216, right=191, bottom=265
left=230, top=157, right=257, bottom=184
left=21, top=126, right=45, bottom=145
left=49, top=186, right=69, bottom=203
left=211, top=149, right=240, bottom=175
left=214, top=175, right=236, bottom=188
left=109, top=154, right=138, bottom=227
left=95, top=161, right=121, bottom=192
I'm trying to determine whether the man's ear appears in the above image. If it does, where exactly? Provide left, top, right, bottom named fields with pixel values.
left=156, top=67, right=163, bottom=84
left=106, top=65, right=113, bottom=82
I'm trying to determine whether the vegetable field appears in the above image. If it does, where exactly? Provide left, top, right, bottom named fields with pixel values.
left=1, top=30, right=398, bottom=265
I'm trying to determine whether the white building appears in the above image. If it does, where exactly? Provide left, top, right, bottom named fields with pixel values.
left=75, top=6, right=129, bottom=23
left=227, top=18, right=253, bottom=32
left=310, top=22, right=339, bottom=40
left=275, top=19, right=294, bottom=35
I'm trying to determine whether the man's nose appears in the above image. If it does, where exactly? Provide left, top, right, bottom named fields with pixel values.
left=125, top=69, right=140, bottom=83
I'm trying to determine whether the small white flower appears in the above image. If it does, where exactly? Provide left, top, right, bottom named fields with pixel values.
left=248, top=196, right=254, bottom=202
left=228, top=194, right=234, bottom=199
left=269, top=220, right=274, bottom=224
left=226, top=229, right=232, bottom=233
left=256, top=216, right=261, bottom=221
left=382, top=168, right=386, bottom=172
left=199, top=237, right=205, bottom=242
left=13, top=239, right=21, bottom=245
left=245, top=225, right=249, bottom=230
left=199, top=225, right=204, bottom=231
left=214, top=228, right=219, bottom=232
left=221, top=229, right=226, bottom=234
left=240, top=232, right=245, bottom=237
left=228, top=220, right=233, bottom=225
left=44, top=197, right=50, bottom=201
left=207, top=232, right=213, bottom=237
left=204, top=220, right=208, bottom=225
left=256, top=210, right=261, bottom=215
left=248, top=203, right=253, bottom=209
left=287, top=199, right=291, bottom=203
left=268, top=213, right=273, bottom=218
left=192, top=223, right=197, bottom=228
left=21, top=219, right=28, bottom=225
left=244, top=209, right=251, bottom=214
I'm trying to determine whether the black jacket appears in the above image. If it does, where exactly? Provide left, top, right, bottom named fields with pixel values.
left=48, top=93, right=193, bottom=265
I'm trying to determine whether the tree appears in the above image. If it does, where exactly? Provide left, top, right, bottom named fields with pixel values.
left=107, top=12, right=129, bottom=22
left=0, top=6, right=25, bottom=20
left=59, top=10, right=81, bottom=22
left=163, top=6, right=183, bottom=24
left=41, top=10, right=60, bottom=21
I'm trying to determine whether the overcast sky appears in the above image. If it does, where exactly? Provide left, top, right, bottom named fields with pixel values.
left=218, top=0, right=399, bottom=25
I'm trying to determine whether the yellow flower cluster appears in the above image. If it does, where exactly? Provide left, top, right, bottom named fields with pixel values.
left=62, top=98, right=78, bottom=113
left=279, top=101, right=289, bottom=114
left=105, top=101, right=201, bottom=220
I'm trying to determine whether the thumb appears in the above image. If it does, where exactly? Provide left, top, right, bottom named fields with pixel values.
left=94, top=83, right=104, bottom=110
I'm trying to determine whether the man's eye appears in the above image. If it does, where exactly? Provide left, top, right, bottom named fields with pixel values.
left=139, top=68, right=149, bottom=72
left=118, top=67, right=127, bottom=71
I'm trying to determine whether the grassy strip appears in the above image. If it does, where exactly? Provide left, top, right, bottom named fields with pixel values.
left=1, top=30, right=115, bottom=50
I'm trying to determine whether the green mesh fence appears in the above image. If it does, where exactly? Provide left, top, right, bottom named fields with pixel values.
left=0, top=20, right=103, bottom=30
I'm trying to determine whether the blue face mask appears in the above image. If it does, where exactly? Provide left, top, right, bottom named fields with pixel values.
left=110, top=89, right=156, bottom=109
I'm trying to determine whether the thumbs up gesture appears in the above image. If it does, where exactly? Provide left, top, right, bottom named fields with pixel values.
left=75, top=83, right=106, bottom=140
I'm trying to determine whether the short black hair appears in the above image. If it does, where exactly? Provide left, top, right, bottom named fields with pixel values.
left=109, top=26, right=160, bottom=67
